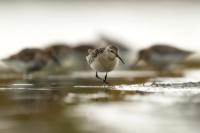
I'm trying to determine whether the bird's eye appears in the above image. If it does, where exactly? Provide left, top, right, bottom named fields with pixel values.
left=110, top=50, right=114, bottom=53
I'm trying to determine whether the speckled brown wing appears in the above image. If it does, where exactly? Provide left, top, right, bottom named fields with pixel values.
left=86, top=48, right=105, bottom=64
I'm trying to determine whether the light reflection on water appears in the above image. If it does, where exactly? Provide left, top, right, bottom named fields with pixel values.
left=71, top=102, right=200, bottom=133
left=0, top=70, right=200, bottom=133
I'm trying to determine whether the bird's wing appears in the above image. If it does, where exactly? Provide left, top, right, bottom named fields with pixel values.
left=93, top=48, right=105, bottom=58
left=86, top=48, right=105, bottom=64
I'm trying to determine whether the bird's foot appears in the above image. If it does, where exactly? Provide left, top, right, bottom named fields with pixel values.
left=103, top=80, right=109, bottom=85
left=151, top=80, right=157, bottom=86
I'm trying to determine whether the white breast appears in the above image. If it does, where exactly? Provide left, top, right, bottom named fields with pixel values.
left=90, top=53, right=118, bottom=72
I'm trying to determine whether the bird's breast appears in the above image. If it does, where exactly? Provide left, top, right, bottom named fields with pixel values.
left=91, top=55, right=118, bottom=72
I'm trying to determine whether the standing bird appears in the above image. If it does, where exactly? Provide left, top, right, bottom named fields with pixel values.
left=45, top=43, right=73, bottom=65
left=3, top=48, right=54, bottom=74
left=135, top=44, right=193, bottom=70
left=86, top=45, right=125, bottom=84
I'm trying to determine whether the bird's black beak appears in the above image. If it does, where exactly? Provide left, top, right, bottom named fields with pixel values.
left=116, top=53, right=125, bottom=64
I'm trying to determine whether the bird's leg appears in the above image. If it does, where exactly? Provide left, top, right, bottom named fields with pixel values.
left=96, top=72, right=109, bottom=85
left=151, top=80, right=157, bottom=86
left=103, top=73, right=109, bottom=84
left=96, top=72, right=102, bottom=81
left=104, top=72, right=107, bottom=81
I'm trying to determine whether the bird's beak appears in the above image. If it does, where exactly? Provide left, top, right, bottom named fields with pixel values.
left=116, top=53, right=125, bottom=64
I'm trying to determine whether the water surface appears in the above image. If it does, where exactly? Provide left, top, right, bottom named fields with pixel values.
left=0, top=70, right=200, bottom=133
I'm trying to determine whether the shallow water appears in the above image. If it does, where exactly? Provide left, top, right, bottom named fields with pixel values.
left=0, top=70, right=200, bottom=133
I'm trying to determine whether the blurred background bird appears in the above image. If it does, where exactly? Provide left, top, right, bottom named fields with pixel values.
left=134, top=44, right=193, bottom=71
left=44, top=43, right=75, bottom=73
left=2, top=48, right=52, bottom=74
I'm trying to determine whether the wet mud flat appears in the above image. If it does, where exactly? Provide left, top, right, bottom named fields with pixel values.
left=0, top=69, right=200, bottom=133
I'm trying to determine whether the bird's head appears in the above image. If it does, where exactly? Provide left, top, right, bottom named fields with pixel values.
left=134, top=49, right=150, bottom=66
left=105, top=45, right=125, bottom=64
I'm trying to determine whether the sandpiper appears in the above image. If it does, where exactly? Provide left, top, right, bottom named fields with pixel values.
left=3, top=48, right=52, bottom=73
left=135, top=44, right=193, bottom=70
left=86, top=45, right=125, bottom=84
left=45, top=43, right=72, bottom=65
